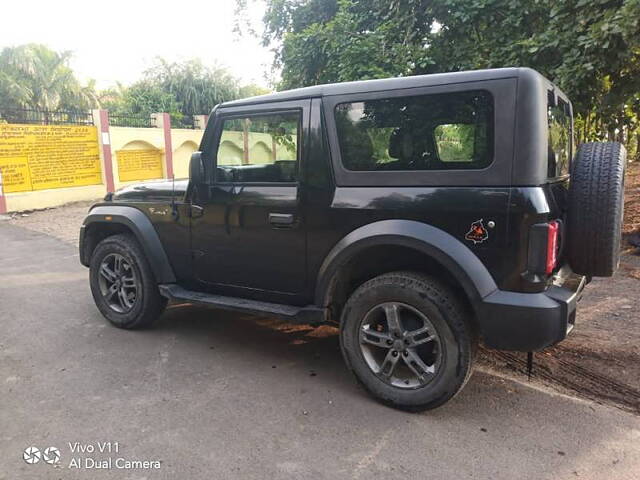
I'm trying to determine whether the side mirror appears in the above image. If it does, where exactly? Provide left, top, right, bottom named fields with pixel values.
left=189, top=151, right=205, bottom=184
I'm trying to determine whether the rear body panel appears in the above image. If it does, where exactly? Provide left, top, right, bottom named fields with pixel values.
left=306, top=186, right=553, bottom=294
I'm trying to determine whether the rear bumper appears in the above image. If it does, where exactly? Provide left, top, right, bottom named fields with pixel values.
left=478, top=268, right=586, bottom=351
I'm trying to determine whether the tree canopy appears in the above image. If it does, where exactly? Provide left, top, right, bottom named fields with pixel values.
left=1, top=45, right=269, bottom=126
left=0, top=44, right=98, bottom=111
left=100, top=58, right=269, bottom=126
left=245, top=0, right=640, bottom=156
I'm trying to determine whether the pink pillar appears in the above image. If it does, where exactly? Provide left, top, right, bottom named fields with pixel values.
left=0, top=170, right=6, bottom=214
left=158, top=113, right=174, bottom=178
left=95, top=109, right=115, bottom=193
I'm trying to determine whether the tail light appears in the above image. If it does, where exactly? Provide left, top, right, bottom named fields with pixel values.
left=545, top=221, right=560, bottom=275
left=527, top=220, right=561, bottom=277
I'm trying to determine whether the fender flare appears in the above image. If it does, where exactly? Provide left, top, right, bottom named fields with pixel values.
left=80, top=205, right=176, bottom=284
left=315, top=220, right=497, bottom=312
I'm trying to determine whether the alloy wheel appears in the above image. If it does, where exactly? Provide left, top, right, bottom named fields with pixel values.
left=359, top=302, right=442, bottom=389
left=97, top=253, right=139, bottom=313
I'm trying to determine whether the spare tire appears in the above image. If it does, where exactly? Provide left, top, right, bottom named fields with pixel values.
left=567, top=142, right=626, bottom=277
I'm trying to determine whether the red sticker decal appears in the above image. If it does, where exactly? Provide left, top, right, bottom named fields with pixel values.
left=465, top=219, right=488, bottom=244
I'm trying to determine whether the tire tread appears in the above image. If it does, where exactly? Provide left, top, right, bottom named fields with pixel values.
left=567, top=142, right=626, bottom=276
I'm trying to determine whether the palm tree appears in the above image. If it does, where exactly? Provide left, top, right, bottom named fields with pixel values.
left=144, top=58, right=242, bottom=116
left=0, top=44, right=98, bottom=112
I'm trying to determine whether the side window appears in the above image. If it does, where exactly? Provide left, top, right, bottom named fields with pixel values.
left=216, top=111, right=300, bottom=183
left=334, top=91, right=493, bottom=171
left=547, top=94, right=573, bottom=178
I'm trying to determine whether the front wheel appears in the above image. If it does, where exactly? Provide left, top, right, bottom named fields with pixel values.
left=89, top=233, right=166, bottom=329
left=340, top=271, right=476, bottom=411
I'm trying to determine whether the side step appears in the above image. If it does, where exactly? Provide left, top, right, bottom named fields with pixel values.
left=158, top=284, right=326, bottom=325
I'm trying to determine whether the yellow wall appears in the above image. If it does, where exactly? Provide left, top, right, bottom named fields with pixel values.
left=217, top=131, right=297, bottom=166
left=0, top=124, right=104, bottom=212
left=0, top=124, right=102, bottom=193
left=171, top=129, right=203, bottom=179
left=1, top=121, right=296, bottom=213
left=170, top=129, right=297, bottom=175
left=116, top=148, right=164, bottom=182
left=1, top=125, right=170, bottom=212
left=109, top=127, right=166, bottom=188
left=5, top=184, right=106, bottom=212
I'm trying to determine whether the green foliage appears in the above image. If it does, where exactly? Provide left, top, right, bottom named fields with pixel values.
left=101, top=81, right=183, bottom=121
left=434, top=124, right=476, bottom=162
left=262, top=0, right=432, bottom=88
left=144, top=59, right=240, bottom=115
left=0, top=44, right=98, bottom=111
left=0, top=44, right=272, bottom=129
left=426, top=0, right=640, bottom=149
left=102, top=58, right=270, bottom=126
left=239, top=83, right=271, bottom=98
left=243, top=0, right=640, bottom=158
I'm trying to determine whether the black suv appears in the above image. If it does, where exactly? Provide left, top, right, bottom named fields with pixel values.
left=80, top=68, right=626, bottom=411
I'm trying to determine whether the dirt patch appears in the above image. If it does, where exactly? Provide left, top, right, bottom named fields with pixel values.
left=623, top=162, right=640, bottom=238
left=479, top=254, right=640, bottom=414
left=0, top=199, right=96, bottom=245
left=482, top=162, right=640, bottom=414
left=3, top=166, right=639, bottom=414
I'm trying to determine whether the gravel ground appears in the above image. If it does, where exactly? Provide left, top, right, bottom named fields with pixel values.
left=1, top=199, right=96, bottom=245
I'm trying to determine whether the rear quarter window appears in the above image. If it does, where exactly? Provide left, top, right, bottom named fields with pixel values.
left=334, top=90, right=494, bottom=171
left=547, top=93, right=573, bottom=178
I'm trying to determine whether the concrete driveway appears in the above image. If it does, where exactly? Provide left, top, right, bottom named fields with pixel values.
left=1, top=223, right=639, bottom=480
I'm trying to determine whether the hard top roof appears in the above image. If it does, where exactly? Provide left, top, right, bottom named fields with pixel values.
left=220, top=67, right=546, bottom=108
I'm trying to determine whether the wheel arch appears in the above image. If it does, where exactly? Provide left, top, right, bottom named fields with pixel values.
left=315, top=220, right=497, bottom=323
left=80, top=205, right=176, bottom=284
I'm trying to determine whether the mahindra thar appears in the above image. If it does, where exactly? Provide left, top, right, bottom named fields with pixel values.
left=80, top=68, right=626, bottom=411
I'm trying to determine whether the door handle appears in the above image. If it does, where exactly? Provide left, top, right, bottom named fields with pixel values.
left=190, top=204, right=204, bottom=218
left=269, top=213, right=295, bottom=227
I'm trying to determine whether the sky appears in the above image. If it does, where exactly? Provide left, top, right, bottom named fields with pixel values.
left=0, top=0, right=273, bottom=89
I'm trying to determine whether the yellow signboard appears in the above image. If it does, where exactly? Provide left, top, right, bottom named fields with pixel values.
left=0, top=124, right=102, bottom=193
left=116, top=149, right=164, bottom=182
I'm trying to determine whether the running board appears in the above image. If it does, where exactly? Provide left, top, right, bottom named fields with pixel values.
left=158, top=284, right=326, bottom=325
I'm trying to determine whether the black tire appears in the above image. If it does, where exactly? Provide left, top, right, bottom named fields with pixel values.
left=89, top=233, right=166, bottom=329
left=340, top=271, right=476, bottom=412
left=567, top=142, right=626, bottom=277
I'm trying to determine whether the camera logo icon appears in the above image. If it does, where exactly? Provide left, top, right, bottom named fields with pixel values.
left=23, top=446, right=41, bottom=464
left=23, top=446, right=60, bottom=465
left=43, top=446, right=61, bottom=465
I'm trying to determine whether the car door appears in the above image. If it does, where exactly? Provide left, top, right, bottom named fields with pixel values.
left=190, top=100, right=309, bottom=299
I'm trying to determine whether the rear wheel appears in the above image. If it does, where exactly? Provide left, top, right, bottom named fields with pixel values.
left=340, top=271, right=476, bottom=411
left=89, top=233, right=166, bottom=329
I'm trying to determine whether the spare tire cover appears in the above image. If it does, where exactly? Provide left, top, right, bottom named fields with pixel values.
left=567, top=142, right=626, bottom=277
